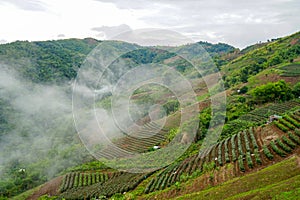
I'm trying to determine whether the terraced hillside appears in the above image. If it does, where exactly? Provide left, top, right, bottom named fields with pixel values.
left=142, top=110, right=300, bottom=195
left=3, top=31, right=300, bottom=199
left=22, top=109, right=300, bottom=199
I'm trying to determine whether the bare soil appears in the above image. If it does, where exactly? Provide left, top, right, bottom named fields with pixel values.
left=27, top=176, right=62, bottom=200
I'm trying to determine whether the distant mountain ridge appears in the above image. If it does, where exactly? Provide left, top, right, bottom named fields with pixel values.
left=0, top=38, right=235, bottom=83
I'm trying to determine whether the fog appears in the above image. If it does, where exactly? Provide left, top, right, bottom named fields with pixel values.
left=0, top=64, right=90, bottom=180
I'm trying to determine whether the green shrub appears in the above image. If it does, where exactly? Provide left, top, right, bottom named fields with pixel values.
left=220, top=120, right=256, bottom=140
left=274, top=121, right=289, bottom=133
left=295, top=129, right=300, bottom=137
left=145, top=179, right=154, bottom=194
left=38, top=195, right=59, bottom=200
left=246, top=152, right=253, bottom=168
left=146, top=178, right=156, bottom=193
left=96, top=172, right=100, bottom=183
left=92, top=173, right=96, bottom=185
left=254, top=148, right=262, bottom=165
left=218, top=143, right=223, bottom=166
left=74, top=173, right=79, bottom=188
left=284, top=115, right=300, bottom=128
left=263, top=145, right=274, bottom=160
left=238, top=155, right=245, bottom=172
left=270, top=141, right=286, bottom=157
left=88, top=173, right=92, bottom=186
left=282, top=136, right=296, bottom=149
left=203, top=162, right=216, bottom=172
left=225, top=139, right=230, bottom=163
left=243, top=131, right=251, bottom=152
left=83, top=174, right=87, bottom=186
left=291, top=114, right=300, bottom=122
left=288, top=132, right=300, bottom=145
left=79, top=173, right=83, bottom=187
left=160, top=175, right=168, bottom=190
left=276, top=139, right=292, bottom=153
left=104, top=173, right=108, bottom=181
left=237, top=133, right=244, bottom=156
left=279, top=118, right=296, bottom=130
left=250, top=80, right=294, bottom=103
left=68, top=173, right=74, bottom=189
left=155, top=175, right=164, bottom=190
left=59, top=175, right=67, bottom=192
left=249, top=128, right=258, bottom=149
left=231, top=135, right=237, bottom=161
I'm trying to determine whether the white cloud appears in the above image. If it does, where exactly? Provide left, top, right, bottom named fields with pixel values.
left=0, top=39, right=7, bottom=44
left=0, top=0, right=46, bottom=11
left=0, top=0, right=299, bottom=48
left=91, top=24, right=132, bottom=39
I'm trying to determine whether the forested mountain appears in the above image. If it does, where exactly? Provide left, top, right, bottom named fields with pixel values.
left=0, top=31, right=299, bottom=199
left=0, top=38, right=99, bottom=83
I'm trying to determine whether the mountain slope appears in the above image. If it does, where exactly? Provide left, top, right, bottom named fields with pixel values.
left=0, top=31, right=299, bottom=199
left=0, top=39, right=236, bottom=198
left=222, top=31, right=300, bottom=88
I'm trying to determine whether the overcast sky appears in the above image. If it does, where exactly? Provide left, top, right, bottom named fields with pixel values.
left=0, top=0, right=299, bottom=48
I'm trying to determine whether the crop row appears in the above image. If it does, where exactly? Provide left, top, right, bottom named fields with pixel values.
left=99, top=121, right=170, bottom=157
left=265, top=129, right=300, bottom=159
left=239, top=101, right=300, bottom=123
left=93, top=112, right=300, bottom=196
left=284, top=115, right=300, bottom=128
left=278, top=118, right=296, bottom=130
left=145, top=127, right=266, bottom=193
left=61, top=172, right=149, bottom=199
left=292, top=114, right=300, bottom=122
left=270, top=141, right=286, bottom=157
left=247, top=127, right=262, bottom=164
left=145, top=162, right=183, bottom=193
left=224, top=138, right=230, bottom=163
left=239, top=114, right=263, bottom=122
left=288, top=131, right=300, bottom=145
left=145, top=122, right=300, bottom=194
left=274, top=111, right=300, bottom=133
left=231, top=135, right=237, bottom=161
left=60, top=171, right=116, bottom=192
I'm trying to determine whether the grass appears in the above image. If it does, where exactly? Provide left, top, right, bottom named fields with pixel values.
left=273, top=188, right=300, bottom=200
left=10, top=185, right=42, bottom=200
left=172, top=156, right=300, bottom=200
left=227, top=174, right=300, bottom=200
left=196, top=93, right=210, bottom=101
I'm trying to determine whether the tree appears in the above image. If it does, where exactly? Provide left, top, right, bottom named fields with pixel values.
left=251, top=80, right=294, bottom=103
left=293, top=82, right=300, bottom=97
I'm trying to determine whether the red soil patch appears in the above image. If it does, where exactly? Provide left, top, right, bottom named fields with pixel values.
left=163, top=55, right=181, bottom=65
left=257, top=73, right=300, bottom=85
left=259, top=124, right=283, bottom=146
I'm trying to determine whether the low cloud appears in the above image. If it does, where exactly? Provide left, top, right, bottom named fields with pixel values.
left=91, top=24, right=132, bottom=39
left=0, top=63, right=90, bottom=181
left=0, top=39, right=7, bottom=44
left=0, top=0, right=46, bottom=11
left=57, top=34, right=66, bottom=38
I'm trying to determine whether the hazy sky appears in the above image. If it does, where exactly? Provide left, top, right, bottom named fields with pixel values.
left=0, top=0, right=299, bottom=48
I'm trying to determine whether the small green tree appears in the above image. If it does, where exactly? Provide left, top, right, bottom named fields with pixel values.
left=293, top=82, right=300, bottom=97
left=251, top=80, right=294, bottom=103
